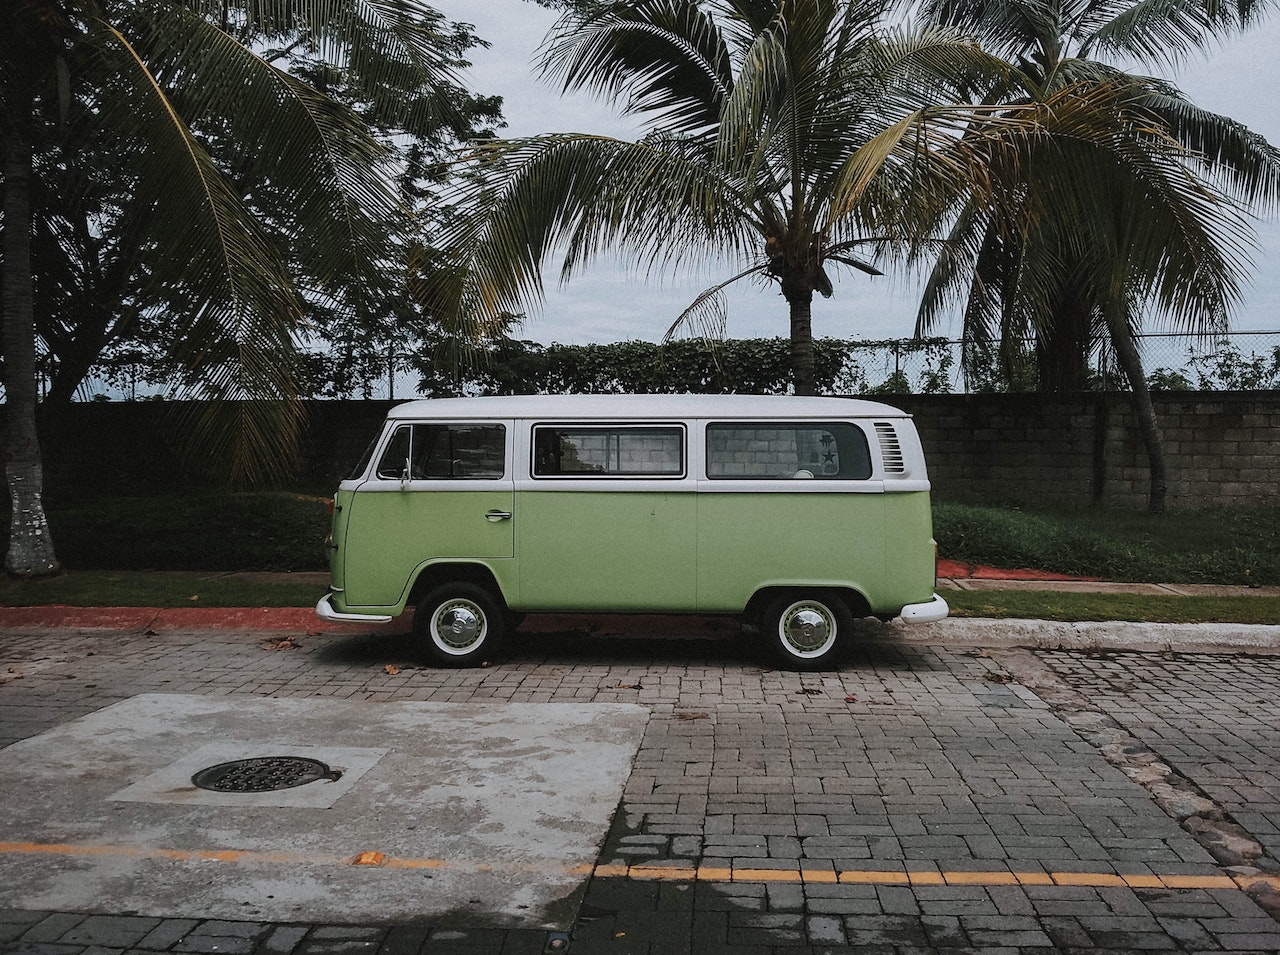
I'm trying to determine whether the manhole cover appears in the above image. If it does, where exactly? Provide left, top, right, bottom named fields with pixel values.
left=191, top=756, right=341, bottom=793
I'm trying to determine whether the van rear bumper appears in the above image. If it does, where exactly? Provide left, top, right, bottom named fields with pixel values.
left=316, top=593, right=394, bottom=625
left=898, top=593, right=949, bottom=623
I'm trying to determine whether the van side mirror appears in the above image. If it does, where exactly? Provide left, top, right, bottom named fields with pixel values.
left=401, top=456, right=411, bottom=489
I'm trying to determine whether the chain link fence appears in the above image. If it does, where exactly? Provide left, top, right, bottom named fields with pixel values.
left=42, top=329, right=1280, bottom=401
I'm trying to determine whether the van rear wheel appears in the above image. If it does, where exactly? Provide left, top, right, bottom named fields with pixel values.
left=761, top=591, right=852, bottom=670
left=416, top=583, right=505, bottom=667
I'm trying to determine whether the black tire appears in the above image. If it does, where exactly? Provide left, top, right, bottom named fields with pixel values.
left=414, top=583, right=505, bottom=667
left=760, top=591, right=852, bottom=670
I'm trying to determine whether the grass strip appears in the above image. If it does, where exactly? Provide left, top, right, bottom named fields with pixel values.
left=0, top=571, right=324, bottom=609
left=933, top=502, right=1280, bottom=586
left=945, top=589, right=1280, bottom=625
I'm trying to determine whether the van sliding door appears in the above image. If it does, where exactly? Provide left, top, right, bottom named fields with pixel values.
left=516, top=423, right=696, bottom=611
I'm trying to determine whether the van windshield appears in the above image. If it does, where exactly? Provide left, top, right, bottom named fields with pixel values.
left=346, top=437, right=379, bottom=481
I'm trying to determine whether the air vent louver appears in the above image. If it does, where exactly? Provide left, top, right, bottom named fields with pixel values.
left=874, top=422, right=906, bottom=473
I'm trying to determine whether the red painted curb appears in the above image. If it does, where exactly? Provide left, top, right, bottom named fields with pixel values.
left=0, top=605, right=408, bottom=633
left=936, top=559, right=1099, bottom=582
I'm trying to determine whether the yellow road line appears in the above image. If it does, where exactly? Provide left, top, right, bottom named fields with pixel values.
left=0, top=841, right=332, bottom=866
left=2, top=842, right=1277, bottom=894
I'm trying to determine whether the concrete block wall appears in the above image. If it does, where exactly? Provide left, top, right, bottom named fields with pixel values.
left=13, top=391, right=1279, bottom=511
left=894, top=391, right=1279, bottom=510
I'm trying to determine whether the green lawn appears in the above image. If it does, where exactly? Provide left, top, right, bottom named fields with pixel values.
left=944, top=589, right=1280, bottom=625
left=0, top=570, right=323, bottom=608
left=933, top=502, right=1279, bottom=586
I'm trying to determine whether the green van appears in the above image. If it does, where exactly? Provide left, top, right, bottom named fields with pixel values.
left=318, top=394, right=947, bottom=669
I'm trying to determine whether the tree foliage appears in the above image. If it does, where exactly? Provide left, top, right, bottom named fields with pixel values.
left=0, top=0, right=489, bottom=574
left=436, top=0, right=1015, bottom=395
left=909, top=0, right=1280, bottom=510
left=19, top=1, right=502, bottom=409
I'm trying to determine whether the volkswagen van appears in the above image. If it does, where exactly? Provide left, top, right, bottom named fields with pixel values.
left=317, top=394, right=947, bottom=669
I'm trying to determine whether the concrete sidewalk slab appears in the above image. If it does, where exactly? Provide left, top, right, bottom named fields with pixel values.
left=879, top=616, right=1280, bottom=652
left=0, top=693, right=648, bottom=928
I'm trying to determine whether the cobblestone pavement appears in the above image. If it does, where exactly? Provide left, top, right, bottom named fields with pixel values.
left=1, top=623, right=1279, bottom=953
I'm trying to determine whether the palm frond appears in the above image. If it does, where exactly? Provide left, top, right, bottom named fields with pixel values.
left=662, top=263, right=767, bottom=341
left=442, top=132, right=758, bottom=325
left=1134, top=79, right=1280, bottom=207
left=539, top=0, right=732, bottom=136
left=121, top=4, right=404, bottom=317
left=1087, top=0, right=1268, bottom=64
left=714, top=9, right=789, bottom=181
left=187, top=0, right=467, bottom=133
left=911, top=0, right=1054, bottom=60
left=953, top=82, right=1253, bottom=337
left=86, top=18, right=305, bottom=481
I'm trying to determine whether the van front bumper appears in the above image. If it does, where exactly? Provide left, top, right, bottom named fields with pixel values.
left=316, top=593, right=393, bottom=625
left=898, top=593, right=949, bottom=623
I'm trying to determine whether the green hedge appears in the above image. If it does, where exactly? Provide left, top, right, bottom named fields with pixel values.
left=416, top=337, right=957, bottom=396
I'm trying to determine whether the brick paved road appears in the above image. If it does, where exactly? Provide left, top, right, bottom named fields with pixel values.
left=1, top=623, right=1278, bottom=953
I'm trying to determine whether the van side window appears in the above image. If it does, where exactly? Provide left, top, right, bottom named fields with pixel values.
left=706, top=422, right=872, bottom=480
left=533, top=426, right=684, bottom=477
left=375, top=424, right=506, bottom=480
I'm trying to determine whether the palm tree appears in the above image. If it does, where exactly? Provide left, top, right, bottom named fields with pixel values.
left=437, top=0, right=1012, bottom=396
left=0, top=0, right=467, bottom=576
left=911, top=0, right=1280, bottom=512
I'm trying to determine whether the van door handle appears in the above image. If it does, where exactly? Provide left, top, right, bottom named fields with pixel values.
left=484, top=509, right=513, bottom=522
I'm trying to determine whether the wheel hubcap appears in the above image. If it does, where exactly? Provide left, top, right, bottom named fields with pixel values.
left=434, top=601, right=484, bottom=651
left=782, top=605, right=833, bottom=653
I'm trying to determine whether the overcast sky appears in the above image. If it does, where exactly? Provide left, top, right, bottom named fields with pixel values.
left=432, top=1, right=1280, bottom=346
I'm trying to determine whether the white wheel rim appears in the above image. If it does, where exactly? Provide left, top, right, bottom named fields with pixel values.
left=430, top=598, right=488, bottom=655
left=778, top=600, right=837, bottom=658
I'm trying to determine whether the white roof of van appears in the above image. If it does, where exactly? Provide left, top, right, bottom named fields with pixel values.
left=386, top=394, right=911, bottom=420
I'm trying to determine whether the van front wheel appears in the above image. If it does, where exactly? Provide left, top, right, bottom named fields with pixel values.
left=416, top=583, right=505, bottom=667
left=761, top=592, right=852, bottom=670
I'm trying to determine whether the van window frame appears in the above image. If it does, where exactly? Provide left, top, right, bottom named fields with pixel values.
left=530, top=422, right=687, bottom=480
left=703, top=420, right=874, bottom=481
left=372, top=421, right=508, bottom=482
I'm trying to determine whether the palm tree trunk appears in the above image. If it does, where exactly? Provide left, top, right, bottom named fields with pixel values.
left=1109, top=317, right=1168, bottom=514
left=1037, top=301, right=1091, bottom=391
left=2, top=118, right=61, bottom=577
left=786, top=289, right=817, bottom=396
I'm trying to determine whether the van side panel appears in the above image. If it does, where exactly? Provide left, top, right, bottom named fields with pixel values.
left=328, top=486, right=357, bottom=596
left=514, top=491, right=697, bottom=610
left=695, top=492, right=886, bottom=612
left=878, top=491, right=939, bottom=609
left=336, top=487, right=515, bottom=611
